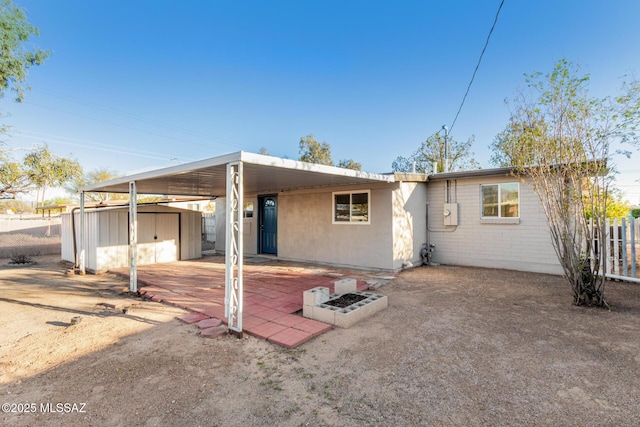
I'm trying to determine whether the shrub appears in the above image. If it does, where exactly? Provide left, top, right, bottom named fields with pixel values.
left=9, top=249, right=34, bottom=264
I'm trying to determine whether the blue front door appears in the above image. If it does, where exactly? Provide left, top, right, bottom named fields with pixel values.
left=259, top=195, right=277, bottom=254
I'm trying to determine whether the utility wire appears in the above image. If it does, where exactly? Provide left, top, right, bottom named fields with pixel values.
left=31, top=87, right=256, bottom=151
left=16, top=130, right=196, bottom=163
left=23, top=101, right=244, bottom=153
left=449, top=0, right=505, bottom=135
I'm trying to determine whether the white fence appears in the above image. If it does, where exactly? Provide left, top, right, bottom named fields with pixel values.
left=202, top=212, right=216, bottom=243
left=593, top=217, right=640, bottom=283
left=0, top=214, right=62, bottom=234
left=0, top=215, right=62, bottom=257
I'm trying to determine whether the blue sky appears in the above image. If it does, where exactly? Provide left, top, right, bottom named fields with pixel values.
left=2, top=0, right=640, bottom=202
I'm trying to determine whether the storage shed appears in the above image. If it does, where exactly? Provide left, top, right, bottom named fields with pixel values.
left=61, top=205, right=202, bottom=273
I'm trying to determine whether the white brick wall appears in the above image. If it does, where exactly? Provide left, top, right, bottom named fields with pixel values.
left=426, top=176, right=563, bottom=275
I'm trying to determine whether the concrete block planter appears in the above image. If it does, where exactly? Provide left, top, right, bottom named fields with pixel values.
left=334, top=278, right=357, bottom=295
left=302, top=285, right=387, bottom=328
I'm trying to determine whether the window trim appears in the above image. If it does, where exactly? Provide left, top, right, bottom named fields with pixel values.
left=480, top=182, right=520, bottom=220
left=332, top=190, right=371, bottom=225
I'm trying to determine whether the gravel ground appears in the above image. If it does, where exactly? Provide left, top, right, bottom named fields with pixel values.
left=1, top=256, right=639, bottom=426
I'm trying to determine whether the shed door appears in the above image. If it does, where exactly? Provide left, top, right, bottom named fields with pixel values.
left=155, top=214, right=180, bottom=263
left=137, top=213, right=179, bottom=264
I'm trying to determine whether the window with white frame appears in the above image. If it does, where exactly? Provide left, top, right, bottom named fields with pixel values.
left=333, top=190, right=370, bottom=224
left=481, top=183, right=519, bottom=218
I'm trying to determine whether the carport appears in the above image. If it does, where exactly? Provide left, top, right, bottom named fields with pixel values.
left=80, top=151, right=394, bottom=335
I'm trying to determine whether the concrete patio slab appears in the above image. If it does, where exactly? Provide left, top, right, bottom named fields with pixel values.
left=111, top=254, right=391, bottom=348
left=268, top=327, right=314, bottom=348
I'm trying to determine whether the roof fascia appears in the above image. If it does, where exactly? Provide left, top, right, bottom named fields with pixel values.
left=239, top=151, right=395, bottom=183
left=80, top=151, right=242, bottom=192
left=427, top=167, right=516, bottom=181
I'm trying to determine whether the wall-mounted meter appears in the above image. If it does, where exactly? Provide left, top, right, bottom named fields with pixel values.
left=444, top=203, right=458, bottom=226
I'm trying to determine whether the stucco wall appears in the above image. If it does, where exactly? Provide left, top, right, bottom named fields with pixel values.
left=278, top=183, right=394, bottom=270
left=216, top=183, right=406, bottom=270
left=391, top=181, right=428, bottom=270
left=425, top=175, right=563, bottom=275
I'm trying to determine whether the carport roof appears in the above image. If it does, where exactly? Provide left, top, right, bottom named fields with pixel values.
left=81, top=151, right=396, bottom=197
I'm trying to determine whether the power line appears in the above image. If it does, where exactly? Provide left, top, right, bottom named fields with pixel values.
left=30, top=87, right=258, bottom=151
left=449, top=0, right=505, bottom=135
left=14, top=130, right=195, bottom=162
left=23, top=100, right=245, bottom=153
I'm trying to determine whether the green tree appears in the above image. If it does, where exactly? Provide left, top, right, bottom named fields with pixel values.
left=0, top=0, right=50, bottom=103
left=392, top=132, right=479, bottom=174
left=23, top=145, right=82, bottom=207
left=67, top=168, right=126, bottom=203
left=491, top=59, right=640, bottom=307
left=0, top=159, right=29, bottom=197
left=44, top=196, right=72, bottom=205
left=1, top=0, right=50, bottom=192
left=584, top=188, right=631, bottom=220
left=604, top=197, right=632, bottom=219
left=336, top=159, right=362, bottom=171
left=298, top=134, right=333, bottom=166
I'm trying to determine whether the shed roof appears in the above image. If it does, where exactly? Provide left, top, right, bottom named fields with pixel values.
left=81, top=151, right=396, bottom=197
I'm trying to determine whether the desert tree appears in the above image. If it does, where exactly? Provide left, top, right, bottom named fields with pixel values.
left=66, top=167, right=126, bottom=203
left=23, top=145, right=82, bottom=207
left=0, top=0, right=50, bottom=102
left=584, top=187, right=631, bottom=220
left=0, top=159, right=29, bottom=198
left=392, top=131, right=480, bottom=173
left=298, top=134, right=333, bottom=166
left=336, top=158, right=362, bottom=171
left=298, top=134, right=362, bottom=170
left=491, top=59, right=640, bottom=306
left=0, top=0, right=49, bottom=195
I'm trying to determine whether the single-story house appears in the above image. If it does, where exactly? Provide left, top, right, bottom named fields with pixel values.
left=212, top=163, right=562, bottom=275
left=74, top=151, right=562, bottom=275
left=76, top=151, right=562, bottom=332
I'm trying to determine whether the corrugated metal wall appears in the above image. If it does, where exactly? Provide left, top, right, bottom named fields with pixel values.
left=61, top=206, right=202, bottom=273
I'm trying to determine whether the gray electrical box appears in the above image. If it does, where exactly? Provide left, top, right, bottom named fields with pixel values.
left=443, top=203, right=458, bottom=226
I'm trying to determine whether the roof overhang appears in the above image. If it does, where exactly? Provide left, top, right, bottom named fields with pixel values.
left=80, top=151, right=396, bottom=196
left=427, top=159, right=608, bottom=182
left=427, top=167, right=516, bottom=182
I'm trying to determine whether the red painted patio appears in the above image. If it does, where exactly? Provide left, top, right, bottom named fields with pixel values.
left=111, top=255, right=376, bottom=348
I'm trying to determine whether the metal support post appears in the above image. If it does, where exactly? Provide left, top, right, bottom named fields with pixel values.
left=225, top=161, right=244, bottom=335
left=129, top=181, right=138, bottom=293
left=79, top=192, right=86, bottom=274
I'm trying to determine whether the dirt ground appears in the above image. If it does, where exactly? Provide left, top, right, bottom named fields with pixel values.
left=1, top=256, right=639, bottom=426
